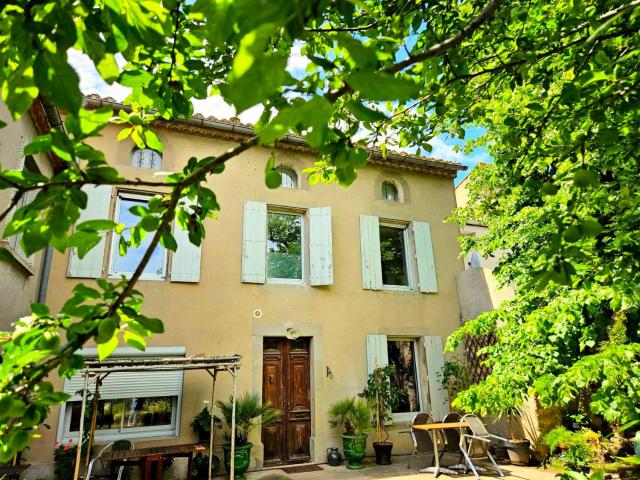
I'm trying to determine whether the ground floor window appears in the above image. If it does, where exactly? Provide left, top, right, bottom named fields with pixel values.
left=67, top=396, right=177, bottom=433
left=58, top=347, right=184, bottom=442
left=387, top=339, right=421, bottom=414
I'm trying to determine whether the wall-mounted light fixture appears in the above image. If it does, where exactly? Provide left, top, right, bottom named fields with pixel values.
left=326, top=366, right=333, bottom=379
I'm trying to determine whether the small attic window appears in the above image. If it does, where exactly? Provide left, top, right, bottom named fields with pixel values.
left=382, top=180, right=400, bottom=202
left=277, top=166, right=298, bottom=189
left=131, top=147, right=162, bottom=170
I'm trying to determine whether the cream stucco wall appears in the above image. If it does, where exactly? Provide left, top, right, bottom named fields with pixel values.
left=0, top=102, right=54, bottom=333
left=24, top=122, right=464, bottom=477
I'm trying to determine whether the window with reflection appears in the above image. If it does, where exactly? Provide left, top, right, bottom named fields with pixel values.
left=387, top=340, right=421, bottom=413
left=379, top=224, right=409, bottom=287
left=110, top=193, right=167, bottom=280
left=267, top=211, right=303, bottom=282
left=68, top=396, right=176, bottom=432
left=276, top=166, right=298, bottom=189
left=381, top=180, right=399, bottom=202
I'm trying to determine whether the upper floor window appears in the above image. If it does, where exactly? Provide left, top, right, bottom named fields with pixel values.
left=241, top=201, right=333, bottom=286
left=379, top=223, right=411, bottom=289
left=276, top=166, right=298, bottom=189
left=131, top=147, right=162, bottom=170
left=109, top=192, right=167, bottom=280
left=381, top=180, right=400, bottom=202
left=267, top=211, right=303, bottom=283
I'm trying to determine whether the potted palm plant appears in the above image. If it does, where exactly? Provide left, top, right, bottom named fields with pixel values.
left=501, top=405, right=532, bottom=465
left=216, top=393, right=280, bottom=479
left=328, top=397, right=372, bottom=469
left=362, top=366, right=404, bottom=465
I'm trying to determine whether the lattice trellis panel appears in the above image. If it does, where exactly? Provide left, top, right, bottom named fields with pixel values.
left=464, top=333, right=497, bottom=383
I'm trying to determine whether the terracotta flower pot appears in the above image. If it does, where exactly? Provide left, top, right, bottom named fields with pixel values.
left=342, top=434, right=367, bottom=469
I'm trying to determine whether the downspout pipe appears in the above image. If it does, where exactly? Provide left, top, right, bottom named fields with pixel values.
left=35, top=96, right=64, bottom=304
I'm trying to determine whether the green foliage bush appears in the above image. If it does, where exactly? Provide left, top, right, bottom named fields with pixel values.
left=542, top=427, right=600, bottom=472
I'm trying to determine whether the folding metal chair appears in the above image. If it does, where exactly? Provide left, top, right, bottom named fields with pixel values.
left=404, top=413, right=438, bottom=469
left=460, top=414, right=505, bottom=479
left=439, top=412, right=464, bottom=466
left=86, top=439, right=135, bottom=480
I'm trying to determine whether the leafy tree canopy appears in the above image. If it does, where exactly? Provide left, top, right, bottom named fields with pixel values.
left=0, top=0, right=638, bottom=461
left=445, top=0, right=640, bottom=429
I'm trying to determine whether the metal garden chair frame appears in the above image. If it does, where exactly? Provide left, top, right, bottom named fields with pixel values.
left=404, top=413, right=438, bottom=469
left=439, top=412, right=465, bottom=465
left=460, top=414, right=505, bottom=479
left=86, top=440, right=134, bottom=480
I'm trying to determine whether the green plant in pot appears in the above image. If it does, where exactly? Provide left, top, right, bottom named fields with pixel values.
left=216, top=393, right=280, bottom=479
left=362, top=366, right=404, bottom=465
left=328, top=397, right=372, bottom=469
left=500, top=405, right=532, bottom=466
left=190, top=405, right=222, bottom=443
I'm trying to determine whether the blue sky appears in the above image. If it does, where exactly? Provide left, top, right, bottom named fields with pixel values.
left=69, top=49, right=490, bottom=185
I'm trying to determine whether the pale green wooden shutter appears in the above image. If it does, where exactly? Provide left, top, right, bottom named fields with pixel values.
left=170, top=199, right=201, bottom=283
left=413, top=221, right=438, bottom=293
left=423, top=336, right=450, bottom=421
left=241, top=200, right=267, bottom=283
left=360, top=215, right=383, bottom=290
left=366, top=334, right=389, bottom=374
left=67, top=185, right=112, bottom=278
left=309, top=207, right=333, bottom=286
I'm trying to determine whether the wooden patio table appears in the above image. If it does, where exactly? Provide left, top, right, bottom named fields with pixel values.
left=98, top=443, right=206, bottom=480
left=411, top=421, right=469, bottom=477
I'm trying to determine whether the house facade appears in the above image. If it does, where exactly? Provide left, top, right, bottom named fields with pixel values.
left=8, top=96, right=467, bottom=477
left=0, top=98, right=58, bottom=334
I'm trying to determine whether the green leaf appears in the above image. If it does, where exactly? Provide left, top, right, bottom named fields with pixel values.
left=119, top=70, right=154, bottom=88
left=221, top=25, right=288, bottom=113
left=347, top=72, right=420, bottom=102
left=346, top=101, right=387, bottom=122
left=573, top=169, right=598, bottom=188
left=265, top=170, right=281, bottom=189
left=34, top=51, right=82, bottom=114
left=97, top=335, right=119, bottom=360
left=96, top=317, right=118, bottom=344
left=123, top=331, right=146, bottom=351
left=137, top=316, right=164, bottom=333
left=24, top=135, right=53, bottom=155
left=8, top=430, right=30, bottom=451
left=77, top=220, right=117, bottom=231
left=142, top=129, right=164, bottom=152
left=96, top=54, right=120, bottom=83
left=339, top=36, right=378, bottom=69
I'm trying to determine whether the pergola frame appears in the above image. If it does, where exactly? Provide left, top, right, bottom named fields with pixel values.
left=71, top=355, right=242, bottom=480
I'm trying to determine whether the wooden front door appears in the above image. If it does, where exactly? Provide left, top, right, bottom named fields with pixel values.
left=262, top=337, right=311, bottom=466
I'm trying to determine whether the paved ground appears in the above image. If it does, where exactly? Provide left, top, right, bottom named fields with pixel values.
left=245, top=456, right=559, bottom=480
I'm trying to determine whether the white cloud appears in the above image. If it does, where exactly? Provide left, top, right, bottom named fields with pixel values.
left=68, top=49, right=130, bottom=100
left=287, top=41, right=310, bottom=78
left=68, top=50, right=264, bottom=123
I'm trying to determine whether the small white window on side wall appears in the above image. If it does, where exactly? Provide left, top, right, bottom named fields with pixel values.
left=381, top=180, right=400, bottom=202
left=131, top=147, right=162, bottom=170
left=276, top=166, right=298, bottom=189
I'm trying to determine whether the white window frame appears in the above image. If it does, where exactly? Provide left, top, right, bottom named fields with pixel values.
left=108, top=191, right=168, bottom=281
left=379, top=221, right=415, bottom=292
left=386, top=337, right=425, bottom=422
left=56, top=347, right=185, bottom=443
left=266, top=208, right=306, bottom=285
